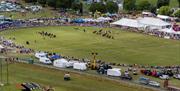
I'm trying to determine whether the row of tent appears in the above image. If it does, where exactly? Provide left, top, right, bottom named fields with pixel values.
left=71, top=17, right=112, bottom=23
left=35, top=52, right=122, bottom=76
left=111, top=17, right=180, bottom=35
left=35, top=52, right=87, bottom=71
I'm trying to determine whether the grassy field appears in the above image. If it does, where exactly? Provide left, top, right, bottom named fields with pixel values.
left=0, top=8, right=57, bottom=19
left=0, top=60, right=155, bottom=91
left=0, top=26, right=179, bottom=65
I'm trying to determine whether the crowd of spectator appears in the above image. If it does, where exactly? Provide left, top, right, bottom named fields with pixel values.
left=0, top=13, right=179, bottom=40
left=0, top=36, right=34, bottom=54
left=118, top=26, right=180, bottom=40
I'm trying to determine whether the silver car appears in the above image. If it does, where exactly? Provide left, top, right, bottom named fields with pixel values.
left=148, top=81, right=160, bottom=87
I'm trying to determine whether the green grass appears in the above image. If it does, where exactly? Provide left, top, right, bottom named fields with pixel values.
left=0, top=62, right=154, bottom=91
left=0, top=26, right=180, bottom=65
left=0, top=8, right=57, bottom=19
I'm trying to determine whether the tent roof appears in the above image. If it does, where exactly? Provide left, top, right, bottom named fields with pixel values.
left=142, top=12, right=152, bottom=15
left=138, top=17, right=171, bottom=27
left=111, top=18, right=143, bottom=28
left=157, top=15, right=170, bottom=19
left=54, top=58, right=68, bottom=62
left=0, top=45, right=4, bottom=49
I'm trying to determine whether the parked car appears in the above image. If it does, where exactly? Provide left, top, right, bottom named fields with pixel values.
left=120, top=75, right=132, bottom=80
left=133, top=68, right=138, bottom=75
left=160, top=75, right=169, bottom=80
left=139, top=77, right=149, bottom=85
left=174, top=74, right=180, bottom=80
left=97, top=64, right=112, bottom=74
left=148, top=81, right=160, bottom=87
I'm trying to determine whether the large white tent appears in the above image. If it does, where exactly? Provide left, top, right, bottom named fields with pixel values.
left=110, top=18, right=143, bottom=28
left=137, top=17, right=171, bottom=29
left=111, top=17, right=171, bottom=30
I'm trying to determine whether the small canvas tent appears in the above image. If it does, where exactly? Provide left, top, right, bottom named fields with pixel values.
left=66, top=60, right=79, bottom=68
left=107, top=68, right=121, bottom=77
left=73, top=63, right=87, bottom=71
left=53, top=59, right=68, bottom=68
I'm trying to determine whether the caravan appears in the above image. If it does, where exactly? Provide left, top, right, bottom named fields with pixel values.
left=73, top=63, right=87, bottom=71
left=35, top=52, right=47, bottom=59
left=39, top=57, right=52, bottom=64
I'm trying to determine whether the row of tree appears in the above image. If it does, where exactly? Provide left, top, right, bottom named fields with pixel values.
left=24, top=0, right=119, bottom=14
left=123, top=0, right=178, bottom=11
left=123, top=0, right=180, bottom=17
left=23, top=0, right=82, bottom=11
left=89, top=1, right=119, bottom=13
left=158, top=6, right=180, bottom=17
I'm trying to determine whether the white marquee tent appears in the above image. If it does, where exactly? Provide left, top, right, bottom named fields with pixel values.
left=107, top=68, right=121, bottom=77
left=73, top=63, right=87, bottom=71
left=111, top=17, right=171, bottom=30
left=53, top=58, right=68, bottom=68
left=137, top=17, right=171, bottom=29
left=110, top=18, right=143, bottom=28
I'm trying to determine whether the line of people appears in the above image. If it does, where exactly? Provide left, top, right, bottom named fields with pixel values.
left=93, top=29, right=114, bottom=39
left=38, top=31, right=56, bottom=38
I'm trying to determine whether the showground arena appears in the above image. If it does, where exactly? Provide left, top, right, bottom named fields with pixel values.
left=0, top=17, right=180, bottom=91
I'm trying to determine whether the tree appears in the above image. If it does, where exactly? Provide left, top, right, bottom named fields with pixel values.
left=72, top=3, right=80, bottom=11
left=89, top=2, right=107, bottom=13
left=150, top=5, right=157, bottom=14
left=55, top=0, right=75, bottom=9
left=72, top=2, right=83, bottom=15
left=158, top=6, right=172, bottom=16
left=37, top=0, right=47, bottom=7
left=24, top=0, right=37, bottom=3
left=173, top=9, right=180, bottom=18
left=123, top=0, right=136, bottom=11
left=136, top=0, right=151, bottom=11
left=157, top=0, right=170, bottom=8
left=47, top=0, right=56, bottom=8
left=178, top=0, right=180, bottom=8
left=106, top=1, right=119, bottom=13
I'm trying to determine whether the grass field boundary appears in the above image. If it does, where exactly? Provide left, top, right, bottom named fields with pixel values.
left=10, top=58, right=165, bottom=91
